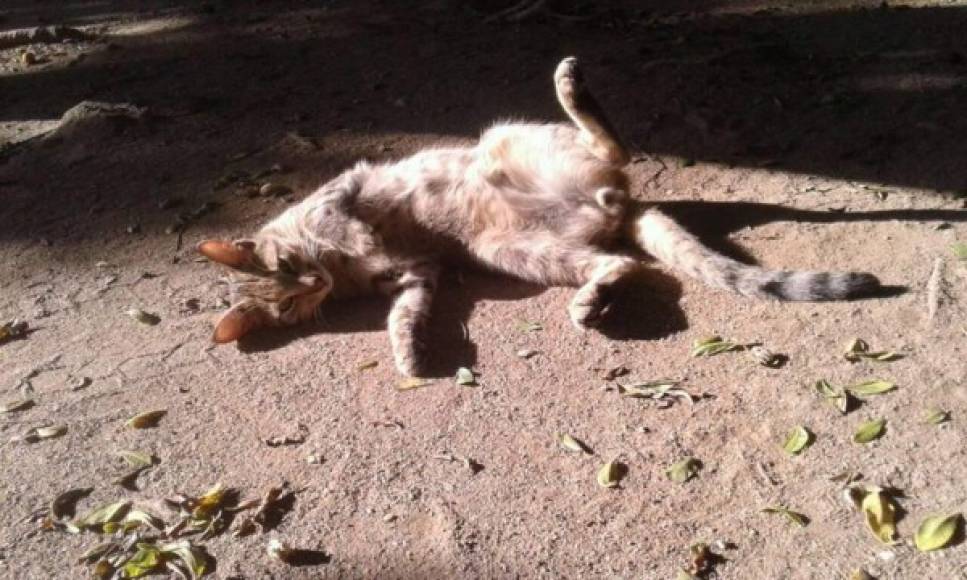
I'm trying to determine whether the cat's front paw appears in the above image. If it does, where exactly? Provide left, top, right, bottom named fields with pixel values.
left=568, top=288, right=607, bottom=331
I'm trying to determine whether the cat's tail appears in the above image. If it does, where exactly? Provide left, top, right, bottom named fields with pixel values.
left=629, top=208, right=881, bottom=301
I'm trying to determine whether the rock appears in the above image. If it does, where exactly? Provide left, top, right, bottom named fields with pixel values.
left=259, top=182, right=292, bottom=197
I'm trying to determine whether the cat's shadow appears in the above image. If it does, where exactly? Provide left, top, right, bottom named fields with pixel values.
left=237, top=266, right=687, bottom=377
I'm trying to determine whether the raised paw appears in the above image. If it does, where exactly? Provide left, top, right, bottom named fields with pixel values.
left=554, top=57, right=585, bottom=102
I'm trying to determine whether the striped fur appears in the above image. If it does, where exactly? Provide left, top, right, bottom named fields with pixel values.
left=198, top=57, right=883, bottom=375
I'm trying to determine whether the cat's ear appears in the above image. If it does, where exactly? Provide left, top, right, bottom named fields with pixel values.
left=212, top=302, right=264, bottom=343
left=196, top=239, right=256, bottom=269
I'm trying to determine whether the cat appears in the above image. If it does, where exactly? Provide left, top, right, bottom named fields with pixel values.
left=197, top=57, right=880, bottom=376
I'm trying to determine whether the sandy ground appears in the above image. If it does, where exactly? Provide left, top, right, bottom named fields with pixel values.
left=0, top=1, right=966, bottom=578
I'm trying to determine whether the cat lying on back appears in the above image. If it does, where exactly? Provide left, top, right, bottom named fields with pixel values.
left=198, top=57, right=880, bottom=376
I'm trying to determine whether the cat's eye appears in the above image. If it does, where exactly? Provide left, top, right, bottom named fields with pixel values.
left=278, top=297, right=294, bottom=312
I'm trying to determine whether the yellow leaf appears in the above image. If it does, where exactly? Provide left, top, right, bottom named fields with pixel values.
left=596, top=461, right=625, bottom=488
left=782, top=426, right=812, bottom=455
left=853, top=419, right=886, bottom=444
left=847, top=380, right=896, bottom=397
left=859, top=487, right=898, bottom=544
left=557, top=433, right=591, bottom=454
left=125, top=410, right=166, bottom=429
left=665, top=458, right=700, bottom=483
left=914, top=513, right=962, bottom=552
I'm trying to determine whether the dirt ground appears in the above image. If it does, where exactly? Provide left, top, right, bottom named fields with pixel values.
left=1, top=1, right=966, bottom=578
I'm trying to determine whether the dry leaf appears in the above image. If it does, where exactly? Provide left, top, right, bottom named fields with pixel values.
left=847, top=380, right=896, bottom=397
left=0, top=398, right=34, bottom=413
left=126, top=410, right=167, bottom=429
left=782, top=426, right=812, bottom=455
left=691, top=336, right=742, bottom=357
left=924, top=408, right=950, bottom=425
left=596, top=461, right=625, bottom=488
left=73, top=501, right=131, bottom=532
left=665, top=458, right=700, bottom=483
left=160, top=540, right=208, bottom=579
left=748, top=345, right=782, bottom=367
left=126, top=308, right=161, bottom=325
left=557, top=433, right=591, bottom=454
left=914, top=513, right=962, bottom=552
left=853, top=419, right=886, bottom=444
left=455, top=367, right=476, bottom=386
left=761, top=505, right=808, bottom=527
left=397, top=377, right=434, bottom=391
left=516, top=319, right=543, bottom=332
left=356, top=360, right=378, bottom=371
left=859, top=487, right=898, bottom=544
left=20, top=425, right=67, bottom=442
left=118, top=450, right=156, bottom=468
left=267, top=538, right=294, bottom=562
left=849, top=569, right=875, bottom=580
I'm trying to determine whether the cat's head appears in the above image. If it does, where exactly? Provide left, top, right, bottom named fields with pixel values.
left=197, top=237, right=333, bottom=343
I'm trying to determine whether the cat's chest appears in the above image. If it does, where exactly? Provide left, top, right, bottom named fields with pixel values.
left=324, top=253, right=399, bottom=298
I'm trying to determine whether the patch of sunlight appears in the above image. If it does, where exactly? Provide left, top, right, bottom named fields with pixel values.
left=110, top=15, right=196, bottom=37
left=0, top=120, right=59, bottom=147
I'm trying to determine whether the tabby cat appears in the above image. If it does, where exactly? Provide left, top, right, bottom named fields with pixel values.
left=198, top=57, right=880, bottom=376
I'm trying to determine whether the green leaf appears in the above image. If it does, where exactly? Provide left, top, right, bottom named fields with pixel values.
left=782, top=426, right=813, bottom=455
left=117, top=450, right=156, bottom=468
left=952, top=242, right=967, bottom=260
left=761, top=505, right=808, bottom=527
left=691, top=336, right=742, bottom=357
left=858, top=487, right=898, bottom=544
left=74, top=501, right=131, bottom=531
left=516, top=319, right=543, bottom=332
left=557, top=433, right=591, bottom=454
left=454, top=367, right=476, bottom=386
left=665, top=457, right=700, bottom=483
left=847, top=380, right=896, bottom=397
left=596, top=461, right=625, bottom=488
left=124, top=509, right=165, bottom=531
left=160, top=540, right=208, bottom=579
left=814, top=379, right=852, bottom=414
left=924, top=408, right=950, bottom=425
left=0, top=398, right=34, bottom=413
left=125, top=410, right=166, bottom=429
left=121, top=543, right=163, bottom=578
left=914, top=513, right=962, bottom=552
left=853, top=419, right=886, bottom=444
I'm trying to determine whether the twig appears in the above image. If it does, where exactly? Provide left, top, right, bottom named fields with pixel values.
left=925, top=257, right=946, bottom=324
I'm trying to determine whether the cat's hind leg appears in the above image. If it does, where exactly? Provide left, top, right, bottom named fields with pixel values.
left=470, top=233, right=639, bottom=330
left=554, top=57, right=630, bottom=166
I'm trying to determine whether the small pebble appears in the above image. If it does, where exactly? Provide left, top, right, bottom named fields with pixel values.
left=125, top=224, right=141, bottom=234
left=383, top=514, right=397, bottom=523
left=259, top=182, right=292, bottom=197
left=21, top=51, right=37, bottom=66
left=516, top=348, right=538, bottom=359
left=69, top=377, right=92, bottom=391
left=876, top=550, right=896, bottom=562
left=306, top=455, right=321, bottom=465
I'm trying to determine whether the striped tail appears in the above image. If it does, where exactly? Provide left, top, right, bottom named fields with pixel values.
left=630, top=208, right=880, bottom=301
